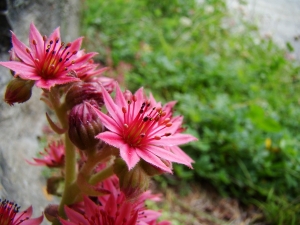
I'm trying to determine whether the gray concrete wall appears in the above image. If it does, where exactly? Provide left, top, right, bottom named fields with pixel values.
left=0, top=0, right=80, bottom=223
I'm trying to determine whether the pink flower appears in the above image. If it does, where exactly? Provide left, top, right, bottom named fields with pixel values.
left=0, top=199, right=43, bottom=225
left=27, top=140, right=65, bottom=167
left=0, top=23, right=97, bottom=89
left=59, top=176, right=171, bottom=225
left=91, top=83, right=197, bottom=173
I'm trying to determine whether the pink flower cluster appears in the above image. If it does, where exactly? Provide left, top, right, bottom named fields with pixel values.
left=60, top=176, right=171, bottom=225
left=0, top=23, right=197, bottom=225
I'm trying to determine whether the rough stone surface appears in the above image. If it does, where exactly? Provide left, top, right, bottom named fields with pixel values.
left=227, top=0, right=300, bottom=60
left=0, top=0, right=80, bottom=223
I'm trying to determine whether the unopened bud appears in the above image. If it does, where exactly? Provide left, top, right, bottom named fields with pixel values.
left=68, top=100, right=104, bottom=150
left=47, top=176, right=63, bottom=196
left=44, top=204, right=59, bottom=222
left=140, top=160, right=167, bottom=176
left=114, top=158, right=150, bottom=200
left=4, top=78, right=34, bottom=105
left=65, top=81, right=104, bottom=110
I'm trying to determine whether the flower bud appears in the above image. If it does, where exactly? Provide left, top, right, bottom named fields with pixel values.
left=47, top=176, right=63, bottom=196
left=114, top=158, right=150, bottom=200
left=65, top=81, right=104, bottom=110
left=44, top=204, right=59, bottom=222
left=68, top=100, right=104, bottom=150
left=4, top=78, right=34, bottom=105
left=140, top=159, right=172, bottom=177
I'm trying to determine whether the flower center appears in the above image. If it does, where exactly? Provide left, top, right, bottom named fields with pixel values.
left=122, top=94, right=172, bottom=147
left=26, top=36, right=78, bottom=79
left=0, top=199, right=19, bottom=225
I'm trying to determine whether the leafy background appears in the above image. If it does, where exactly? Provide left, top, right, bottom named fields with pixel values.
left=80, top=0, right=300, bottom=224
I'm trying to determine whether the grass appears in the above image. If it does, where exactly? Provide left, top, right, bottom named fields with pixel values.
left=80, top=0, right=300, bottom=224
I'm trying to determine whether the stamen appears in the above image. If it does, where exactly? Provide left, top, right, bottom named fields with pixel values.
left=165, top=122, right=172, bottom=127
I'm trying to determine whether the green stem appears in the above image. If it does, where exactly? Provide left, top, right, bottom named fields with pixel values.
left=49, top=88, right=78, bottom=224
left=89, top=164, right=114, bottom=185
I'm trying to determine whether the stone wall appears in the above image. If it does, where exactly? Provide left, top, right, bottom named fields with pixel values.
left=227, top=0, right=300, bottom=61
left=0, top=0, right=80, bottom=222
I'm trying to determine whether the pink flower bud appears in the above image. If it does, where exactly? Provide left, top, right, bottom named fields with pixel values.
left=65, top=81, right=104, bottom=110
left=4, top=78, right=34, bottom=106
left=68, top=101, right=104, bottom=150
left=114, top=158, right=150, bottom=200
left=44, top=204, right=58, bottom=223
left=140, top=159, right=168, bottom=176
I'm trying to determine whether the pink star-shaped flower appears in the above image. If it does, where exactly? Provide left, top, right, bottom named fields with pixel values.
left=27, top=140, right=65, bottom=167
left=91, top=83, right=197, bottom=173
left=0, top=23, right=97, bottom=89
left=0, top=200, right=43, bottom=225
left=59, top=176, right=171, bottom=225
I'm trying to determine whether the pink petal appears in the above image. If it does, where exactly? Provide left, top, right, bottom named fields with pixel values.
left=96, top=132, right=124, bottom=149
left=59, top=219, right=75, bottom=225
left=133, top=87, right=145, bottom=115
left=0, top=61, right=35, bottom=73
left=168, top=145, right=194, bottom=164
left=64, top=206, right=89, bottom=225
left=29, top=23, right=44, bottom=58
left=145, top=145, right=192, bottom=167
left=11, top=32, right=33, bottom=65
left=48, top=27, right=61, bottom=46
left=150, top=133, right=198, bottom=146
left=34, top=76, right=79, bottom=89
left=91, top=106, right=122, bottom=133
left=119, top=144, right=140, bottom=170
left=141, top=209, right=161, bottom=222
left=21, top=215, right=43, bottom=225
left=16, top=206, right=32, bottom=221
left=72, top=52, right=97, bottom=68
left=83, top=196, right=98, bottom=218
left=18, top=72, right=41, bottom=80
left=102, top=83, right=124, bottom=125
left=68, top=37, right=84, bottom=53
left=135, top=148, right=172, bottom=173
left=115, top=83, right=127, bottom=107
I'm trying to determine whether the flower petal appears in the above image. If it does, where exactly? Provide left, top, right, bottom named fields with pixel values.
left=68, top=37, right=84, bottom=53
left=119, top=144, right=140, bottom=170
left=35, top=76, right=79, bottom=89
left=72, top=52, right=98, bottom=68
left=0, top=61, right=35, bottom=73
left=167, top=145, right=194, bottom=164
left=48, top=27, right=61, bottom=46
left=91, top=106, right=122, bottom=133
left=102, top=83, right=124, bottom=125
left=150, top=133, right=197, bottom=146
left=64, top=206, right=89, bottom=225
left=135, top=148, right=172, bottom=173
left=29, top=23, right=44, bottom=59
left=59, top=219, right=75, bottom=225
left=11, top=32, right=33, bottom=65
left=96, top=131, right=124, bottom=149
left=21, top=215, right=43, bottom=225
left=115, top=83, right=127, bottom=107
left=146, top=145, right=192, bottom=168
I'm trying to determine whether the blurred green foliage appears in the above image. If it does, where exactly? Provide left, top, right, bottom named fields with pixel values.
left=81, top=0, right=300, bottom=224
